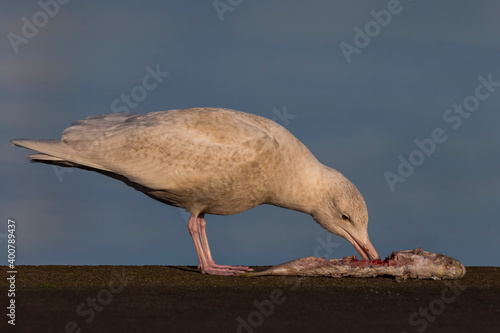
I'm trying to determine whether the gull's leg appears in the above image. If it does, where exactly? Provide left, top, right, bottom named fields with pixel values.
left=187, top=214, right=211, bottom=272
left=197, top=214, right=252, bottom=273
left=187, top=213, right=252, bottom=275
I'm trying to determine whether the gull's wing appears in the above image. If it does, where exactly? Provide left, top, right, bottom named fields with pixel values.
left=21, top=108, right=279, bottom=191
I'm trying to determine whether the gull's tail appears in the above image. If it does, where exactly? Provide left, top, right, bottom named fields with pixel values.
left=10, top=139, right=109, bottom=170
left=11, top=139, right=70, bottom=163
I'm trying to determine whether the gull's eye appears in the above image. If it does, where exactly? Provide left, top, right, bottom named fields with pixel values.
left=341, top=214, right=350, bottom=221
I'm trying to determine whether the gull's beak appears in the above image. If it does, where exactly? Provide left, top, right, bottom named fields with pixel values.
left=345, top=233, right=379, bottom=260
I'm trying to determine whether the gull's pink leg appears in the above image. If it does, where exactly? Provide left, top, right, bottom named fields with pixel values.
left=197, top=214, right=252, bottom=273
left=187, top=215, right=210, bottom=272
left=187, top=213, right=252, bottom=275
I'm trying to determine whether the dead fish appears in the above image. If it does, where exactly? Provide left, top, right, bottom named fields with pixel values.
left=244, top=248, right=466, bottom=280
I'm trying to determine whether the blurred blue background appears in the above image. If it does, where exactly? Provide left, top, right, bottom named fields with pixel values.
left=1, top=1, right=499, bottom=267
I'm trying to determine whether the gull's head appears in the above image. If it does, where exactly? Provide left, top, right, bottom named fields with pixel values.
left=312, top=168, right=379, bottom=260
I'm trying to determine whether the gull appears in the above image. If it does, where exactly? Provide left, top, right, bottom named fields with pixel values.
left=11, top=107, right=379, bottom=275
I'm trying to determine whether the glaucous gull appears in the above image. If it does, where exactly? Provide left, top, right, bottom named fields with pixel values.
left=11, top=107, right=379, bottom=275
